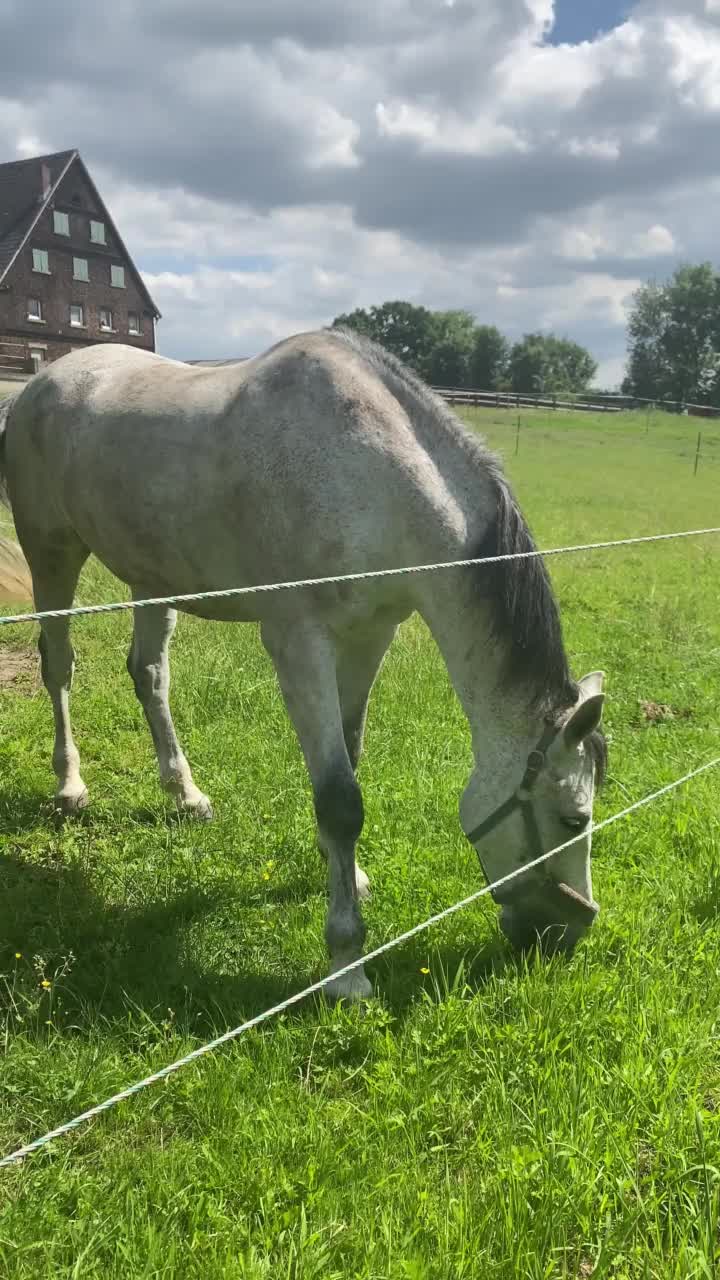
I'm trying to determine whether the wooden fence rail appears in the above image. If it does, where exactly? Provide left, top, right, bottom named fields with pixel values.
left=431, top=387, right=720, bottom=419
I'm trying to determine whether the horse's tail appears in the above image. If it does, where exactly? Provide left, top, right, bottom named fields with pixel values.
left=0, top=392, right=33, bottom=605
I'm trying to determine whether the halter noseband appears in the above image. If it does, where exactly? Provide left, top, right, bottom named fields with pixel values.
left=464, top=719, right=559, bottom=902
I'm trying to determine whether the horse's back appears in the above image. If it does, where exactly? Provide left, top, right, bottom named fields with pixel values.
left=4, top=333, right=473, bottom=619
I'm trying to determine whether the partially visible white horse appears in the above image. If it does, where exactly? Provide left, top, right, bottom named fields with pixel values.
left=0, top=330, right=606, bottom=999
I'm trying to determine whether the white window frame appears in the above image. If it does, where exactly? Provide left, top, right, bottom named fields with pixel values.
left=99, top=307, right=114, bottom=332
left=53, top=210, right=70, bottom=236
left=110, top=264, right=125, bottom=289
left=27, top=297, right=44, bottom=323
left=128, top=311, right=141, bottom=335
left=32, top=248, right=50, bottom=274
left=90, top=219, right=106, bottom=245
left=73, top=256, right=89, bottom=282
left=69, top=303, right=85, bottom=328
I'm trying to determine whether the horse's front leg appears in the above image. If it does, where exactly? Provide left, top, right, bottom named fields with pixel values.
left=127, top=604, right=213, bottom=820
left=31, top=547, right=90, bottom=815
left=262, top=619, right=372, bottom=1002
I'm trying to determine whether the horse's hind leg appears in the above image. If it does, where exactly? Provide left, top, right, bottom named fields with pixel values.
left=127, top=604, right=212, bottom=820
left=30, top=541, right=89, bottom=815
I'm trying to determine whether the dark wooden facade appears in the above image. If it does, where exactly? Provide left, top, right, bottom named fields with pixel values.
left=0, top=150, right=160, bottom=376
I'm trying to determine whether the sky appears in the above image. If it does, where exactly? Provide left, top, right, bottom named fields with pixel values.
left=2, top=0, right=719, bottom=388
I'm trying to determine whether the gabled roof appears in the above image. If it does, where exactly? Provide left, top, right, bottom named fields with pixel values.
left=0, top=149, right=160, bottom=318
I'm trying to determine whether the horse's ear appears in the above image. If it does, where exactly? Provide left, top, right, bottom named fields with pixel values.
left=577, top=671, right=605, bottom=699
left=563, top=693, right=605, bottom=748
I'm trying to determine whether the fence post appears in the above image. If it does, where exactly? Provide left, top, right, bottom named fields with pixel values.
left=694, top=431, right=702, bottom=476
left=515, top=415, right=521, bottom=455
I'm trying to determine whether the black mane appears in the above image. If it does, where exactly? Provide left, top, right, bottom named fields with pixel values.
left=472, top=479, right=575, bottom=711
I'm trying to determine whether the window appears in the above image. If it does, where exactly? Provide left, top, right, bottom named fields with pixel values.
left=110, top=264, right=125, bottom=289
left=32, top=248, right=50, bottom=273
left=90, top=220, right=106, bottom=244
left=53, top=210, right=70, bottom=236
left=29, top=348, right=46, bottom=373
left=128, top=311, right=141, bottom=335
left=27, top=297, right=44, bottom=322
left=73, top=256, right=89, bottom=282
left=99, top=307, right=114, bottom=332
left=70, top=303, right=85, bottom=327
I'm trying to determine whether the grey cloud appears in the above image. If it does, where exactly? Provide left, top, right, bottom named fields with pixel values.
left=2, top=0, right=719, bottom=382
left=3, top=0, right=718, bottom=257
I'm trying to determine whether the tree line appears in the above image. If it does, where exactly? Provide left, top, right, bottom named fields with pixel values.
left=331, top=303, right=598, bottom=395
left=332, top=262, right=720, bottom=405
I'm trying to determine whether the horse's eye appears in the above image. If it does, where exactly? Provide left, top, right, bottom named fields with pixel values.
left=561, top=814, right=590, bottom=833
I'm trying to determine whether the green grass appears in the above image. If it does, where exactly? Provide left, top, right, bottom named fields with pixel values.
left=1, top=406, right=719, bottom=1277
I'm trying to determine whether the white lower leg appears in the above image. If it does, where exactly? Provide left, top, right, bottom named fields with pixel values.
left=40, top=626, right=88, bottom=813
left=129, top=607, right=212, bottom=820
left=157, top=748, right=213, bottom=820
left=323, top=836, right=372, bottom=1002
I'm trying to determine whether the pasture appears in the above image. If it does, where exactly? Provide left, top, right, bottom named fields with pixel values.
left=1, top=401, right=719, bottom=1277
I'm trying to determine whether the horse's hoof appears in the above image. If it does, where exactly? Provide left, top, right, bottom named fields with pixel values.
left=324, top=968, right=373, bottom=1004
left=55, top=786, right=89, bottom=817
left=179, top=794, right=214, bottom=823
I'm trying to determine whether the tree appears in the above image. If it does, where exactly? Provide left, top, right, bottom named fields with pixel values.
left=622, top=281, right=670, bottom=400
left=330, top=303, right=598, bottom=396
left=469, top=325, right=510, bottom=389
left=509, top=333, right=597, bottom=395
left=426, top=310, right=476, bottom=386
left=331, top=301, right=438, bottom=378
left=623, top=264, right=720, bottom=404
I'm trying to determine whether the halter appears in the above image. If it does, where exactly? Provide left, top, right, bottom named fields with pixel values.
left=464, top=719, right=559, bottom=904
left=464, top=721, right=599, bottom=926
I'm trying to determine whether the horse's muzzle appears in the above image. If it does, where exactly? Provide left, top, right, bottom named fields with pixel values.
left=498, top=879, right=599, bottom=954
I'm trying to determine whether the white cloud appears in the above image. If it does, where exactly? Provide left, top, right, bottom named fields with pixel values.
left=1, top=0, right=719, bottom=380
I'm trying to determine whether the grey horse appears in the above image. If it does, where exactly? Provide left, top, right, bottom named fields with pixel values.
left=0, top=329, right=606, bottom=999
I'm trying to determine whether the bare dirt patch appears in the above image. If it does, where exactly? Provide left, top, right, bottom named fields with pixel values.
left=0, top=645, right=38, bottom=694
left=640, top=699, right=693, bottom=724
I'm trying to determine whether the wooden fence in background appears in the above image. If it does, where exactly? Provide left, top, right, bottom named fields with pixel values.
left=432, top=387, right=720, bottom=419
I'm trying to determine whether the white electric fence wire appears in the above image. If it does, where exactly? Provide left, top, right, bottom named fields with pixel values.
left=0, top=526, right=718, bottom=628
left=2, top=754, right=718, bottom=1171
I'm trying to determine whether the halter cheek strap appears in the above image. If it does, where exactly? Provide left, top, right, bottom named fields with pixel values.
left=464, top=722, right=559, bottom=894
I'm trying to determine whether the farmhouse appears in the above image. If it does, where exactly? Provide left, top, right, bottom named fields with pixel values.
left=0, top=149, right=160, bottom=378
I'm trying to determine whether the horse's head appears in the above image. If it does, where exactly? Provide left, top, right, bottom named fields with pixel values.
left=462, top=672, right=607, bottom=954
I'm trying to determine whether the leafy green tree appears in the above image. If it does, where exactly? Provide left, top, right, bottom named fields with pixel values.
left=509, top=333, right=597, bottom=395
left=469, top=325, right=510, bottom=389
left=623, top=264, right=720, bottom=404
left=426, top=310, right=476, bottom=386
left=331, top=301, right=437, bottom=378
left=331, top=302, right=597, bottom=395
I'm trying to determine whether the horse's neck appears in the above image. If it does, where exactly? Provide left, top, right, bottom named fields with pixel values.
left=417, top=574, right=535, bottom=780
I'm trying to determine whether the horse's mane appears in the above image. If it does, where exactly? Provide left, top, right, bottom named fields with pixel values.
left=328, top=328, right=607, bottom=776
